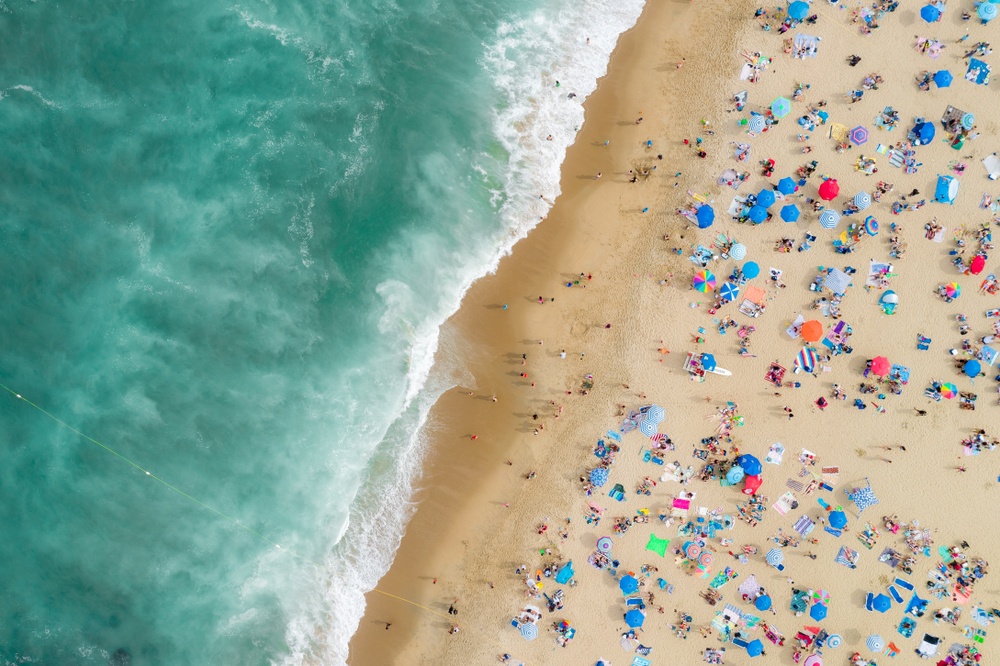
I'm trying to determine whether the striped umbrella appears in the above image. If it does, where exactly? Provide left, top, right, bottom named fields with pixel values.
left=864, top=215, right=879, bottom=236
left=597, top=537, right=613, bottom=553
left=638, top=418, right=657, bottom=438
left=812, top=589, right=831, bottom=605
left=962, top=113, right=976, bottom=130
left=693, top=270, right=716, bottom=292
left=729, top=243, right=747, bottom=260
left=685, top=542, right=702, bottom=559
left=521, top=622, right=538, bottom=641
left=827, top=634, right=843, bottom=649
left=766, top=548, right=784, bottom=566
left=819, top=209, right=841, bottom=229
left=720, top=282, right=740, bottom=302
left=748, top=114, right=766, bottom=133
left=796, top=347, right=818, bottom=372
left=866, top=635, right=885, bottom=652
left=699, top=551, right=714, bottom=567
left=854, top=192, right=871, bottom=209
left=645, top=404, right=666, bottom=423
left=850, top=126, right=869, bottom=146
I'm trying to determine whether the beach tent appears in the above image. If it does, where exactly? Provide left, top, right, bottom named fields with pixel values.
left=913, top=121, right=935, bottom=145
left=788, top=1, right=809, bottom=19
left=818, top=179, right=839, bottom=200
left=742, top=261, right=760, bottom=279
left=757, top=189, right=776, bottom=209
left=933, top=70, right=953, bottom=88
left=935, top=175, right=959, bottom=204
left=777, top=177, right=797, bottom=195
left=620, top=575, right=639, bottom=595
left=917, top=634, right=940, bottom=658
left=625, top=609, right=645, bottom=628
left=781, top=204, right=800, bottom=222
left=879, top=290, right=897, bottom=314
left=697, top=205, right=715, bottom=228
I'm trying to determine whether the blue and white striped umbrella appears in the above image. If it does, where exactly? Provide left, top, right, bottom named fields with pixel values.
left=521, top=623, right=538, bottom=641
left=646, top=404, right=666, bottom=424
left=766, top=548, right=784, bottom=566
left=854, top=192, right=871, bottom=209
left=819, top=208, right=841, bottom=229
left=720, top=282, right=740, bottom=302
left=729, top=243, right=747, bottom=260
left=748, top=114, right=766, bottom=133
left=638, top=418, right=657, bottom=438
left=866, top=635, right=884, bottom=652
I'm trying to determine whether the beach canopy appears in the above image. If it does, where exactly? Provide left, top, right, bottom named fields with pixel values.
left=590, top=468, right=608, bottom=487
left=935, top=175, right=959, bottom=204
left=920, top=4, right=940, bottom=22
left=625, top=609, right=645, bottom=628
left=871, top=356, right=890, bottom=376
left=979, top=1, right=998, bottom=21
left=965, top=359, right=982, bottom=377
left=809, top=603, right=828, bottom=621
left=747, top=639, right=764, bottom=657
left=766, top=548, right=784, bottom=566
left=620, top=575, right=638, bottom=595
left=729, top=243, right=747, bottom=260
left=789, top=0, right=809, bottom=19
left=864, top=216, right=879, bottom=236
left=749, top=205, right=768, bottom=223
left=780, top=204, right=800, bottom=222
left=777, top=177, right=797, bottom=195
left=880, top=290, right=898, bottom=305
left=520, top=622, right=538, bottom=640
left=771, top=97, right=791, bottom=119
left=697, top=205, right=715, bottom=228
left=742, top=261, right=760, bottom=279
left=829, top=510, right=848, bottom=529
left=748, top=113, right=766, bottom=133
left=867, top=635, right=885, bottom=652
left=971, top=255, right=986, bottom=274
left=872, top=593, right=891, bottom=613
left=736, top=454, right=761, bottom=476
left=934, top=70, right=953, bottom=88
left=801, top=320, right=823, bottom=342
left=757, top=189, right=776, bottom=209
left=850, top=126, right=868, bottom=146
left=913, top=122, right=935, bottom=145
left=818, top=179, right=839, bottom=201
left=720, top=282, right=740, bottom=302
left=755, top=595, right=772, bottom=611
left=693, top=270, right=716, bottom=292
left=819, top=209, right=841, bottom=229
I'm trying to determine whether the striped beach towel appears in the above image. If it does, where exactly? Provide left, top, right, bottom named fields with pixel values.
left=786, top=479, right=804, bottom=492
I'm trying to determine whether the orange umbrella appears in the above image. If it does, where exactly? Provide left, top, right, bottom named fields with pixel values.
left=871, top=356, right=890, bottom=376
left=801, top=320, right=823, bottom=342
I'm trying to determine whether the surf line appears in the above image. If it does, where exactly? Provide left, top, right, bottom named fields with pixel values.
left=0, top=382, right=536, bottom=664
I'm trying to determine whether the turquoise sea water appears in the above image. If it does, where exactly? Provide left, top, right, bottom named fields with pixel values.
left=0, top=0, right=642, bottom=663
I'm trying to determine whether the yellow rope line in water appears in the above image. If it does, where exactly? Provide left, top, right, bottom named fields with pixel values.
left=0, top=382, right=531, bottom=663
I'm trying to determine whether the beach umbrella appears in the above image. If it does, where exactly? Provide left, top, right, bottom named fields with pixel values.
left=962, top=113, right=976, bottom=130
left=804, top=656, right=823, bottom=666
left=818, top=179, right=839, bottom=201
left=920, top=4, right=940, bottom=22
left=620, top=575, right=638, bottom=595
left=625, top=609, right=645, bottom=628
left=829, top=510, right=847, bottom=529
left=684, top=541, right=702, bottom=559
left=757, top=189, right=776, bottom=209
left=871, top=356, right=890, bottom=376
left=827, top=635, right=843, bottom=649
left=646, top=404, right=665, bottom=423
left=755, top=595, right=772, bottom=611
left=801, top=319, right=823, bottom=342
left=854, top=192, right=871, bottom=209
left=729, top=243, right=747, bottom=260
left=810, top=603, right=828, bottom=621
left=699, top=551, right=714, bottom=567
left=971, top=255, right=986, bottom=275
left=777, top=177, right=797, bottom=195
left=914, top=122, right=935, bottom=145
left=747, top=639, right=764, bottom=657
left=638, top=418, right=657, bottom=438
left=748, top=205, right=768, bottom=223
left=872, top=593, right=891, bottom=613
left=867, top=635, right=885, bottom=652
left=720, top=282, right=740, bottom=302
left=979, top=2, right=998, bottom=21
left=596, top=537, right=613, bottom=553
left=933, top=70, right=953, bottom=88
left=796, top=347, right=818, bottom=372
left=700, top=354, right=717, bottom=371
left=940, top=383, right=958, bottom=399
left=771, top=97, right=792, bottom=119
left=693, top=270, right=716, bottom=292
left=864, top=216, right=879, bottom=236
left=736, top=454, right=762, bottom=476
left=766, top=548, right=784, bottom=566
left=965, top=359, right=982, bottom=377
left=850, top=126, right=868, bottom=146
left=726, top=466, right=745, bottom=484
left=781, top=204, right=800, bottom=222
left=819, top=209, right=841, bottom=229
left=944, top=282, right=961, bottom=299
left=590, top=468, right=608, bottom=487
left=520, top=622, right=538, bottom=640
left=789, top=0, right=809, bottom=19
left=748, top=113, right=766, bottom=133
left=812, top=589, right=831, bottom=606
left=697, top=205, right=715, bottom=228
left=742, top=261, right=760, bottom=279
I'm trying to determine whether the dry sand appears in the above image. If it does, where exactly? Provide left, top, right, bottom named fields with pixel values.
left=349, top=1, right=1000, bottom=664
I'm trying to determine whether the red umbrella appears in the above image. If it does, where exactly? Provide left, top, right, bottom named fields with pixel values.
left=971, top=255, right=986, bottom=275
left=871, top=356, right=890, bottom=376
left=818, top=179, right=840, bottom=201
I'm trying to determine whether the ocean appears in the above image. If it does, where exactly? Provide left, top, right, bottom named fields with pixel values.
left=0, top=0, right=643, bottom=663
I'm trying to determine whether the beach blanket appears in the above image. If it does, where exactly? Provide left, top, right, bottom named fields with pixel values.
left=786, top=314, right=805, bottom=339
left=793, top=515, right=815, bottom=536
left=743, top=285, right=766, bottom=303
left=823, top=268, right=851, bottom=295
left=766, top=443, right=785, bottom=465
left=836, top=545, right=859, bottom=569
left=738, top=574, right=761, bottom=598
left=967, top=58, right=991, bottom=85
left=792, top=33, right=819, bottom=59
left=866, top=261, right=892, bottom=287
left=772, top=492, right=797, bottom=515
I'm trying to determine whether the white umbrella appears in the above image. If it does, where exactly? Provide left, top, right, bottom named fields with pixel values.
left=730, top=243, right=747, bottom=260
left=854, top=192, right=871, bottom=209
left=819, top=209, right=841, bottom=229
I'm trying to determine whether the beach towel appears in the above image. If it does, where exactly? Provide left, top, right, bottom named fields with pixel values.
left=786, top=315, right=805, bottom=339
left=821, top=466, right=839, bottom=484
left=743, top=285, right=766, bottom=303
left=621, top=635, right=637, bottom=651
left=738, top=575, right=761, bottom=599
left=766, top=443, right=785, bottom=465
left=824, top=526, right=843, bottom=537
left=793, top=515, right=815, bottom=536
left=836, top=545, right=859, bottom=569
left=786, top=479, right=804, bottom=492
left=646, top=533, right=670, bottom=557
left=772, top=492, right=797, bottom=515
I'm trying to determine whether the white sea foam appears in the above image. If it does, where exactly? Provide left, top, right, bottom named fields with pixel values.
left=278, top=0, right=645, bottom=663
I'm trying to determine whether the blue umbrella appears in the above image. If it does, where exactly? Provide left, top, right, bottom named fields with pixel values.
left=742, top=261, right=760, bottom=279
left=697, top=205, right=715, bottom=228
left=736, top=454, right=762, bottom=476
left=979, top=2, right=998, bottom=21
left=914, top=122, right=935, bottom=145
left=625, top=609, right=645, bottom=628
left=781, top=204, right=800, bottom=222
left=965, top=359, right=982, bottom=377
left=726, top=466, right=745, bottom=484
left=777, top=177, right=797, bottom=195
left=748, top=205, right=767, bottom=223
left=755, top=595, right=772, bottom=611
left=620, top=575, right=638, bottom=595
left=766, top=548, right=784, bottom=566
left=789, top=0, right=809, bottom=19
left=757, top=189, right=776, bottom=209
left=701, top=354, right=717, bottom=371
left=872, top=593, right=891, bottom=613
left=520, top=623, right=538, bottom=640
left=934, top=70, right=953, bottom=88
left=920, top=4, right=940, bottom=22
left=590, top=468, right=609, bottom=487
left=810, top=603, right=828, bottom=621
left=747, top=639, right=764, bottom=657
left=829, top=510, right=847, bottom=529
left=720, top=282, right=740, bottom=302
left=819, top=208, right=841, bottom=229
left=854, top=192, right=871, bottom=209
left=962, top=113, right=976, bottom=130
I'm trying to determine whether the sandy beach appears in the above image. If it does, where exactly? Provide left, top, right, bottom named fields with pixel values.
left=349, top=1, right=998, bottom=664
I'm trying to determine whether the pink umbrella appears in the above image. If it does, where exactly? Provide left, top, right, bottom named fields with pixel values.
left=871, top=356, right=890, bottom=376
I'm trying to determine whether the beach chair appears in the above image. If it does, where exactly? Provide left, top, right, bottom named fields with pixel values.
left=917, top=335, right=931, bottom=350
left=865, top=592, right=875, bottom=611
left=894, top=577, right=914, bottom=591
left=888, top=585, right=904, bottom=604
left=626, top=597, right=646, bottom=609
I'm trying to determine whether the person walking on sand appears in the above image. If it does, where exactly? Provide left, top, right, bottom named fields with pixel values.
left=915, top=408, right=927, bottom=415
left=595, top=172, right=602, bottom=179
left=385, top=623, right=391, bottom=630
